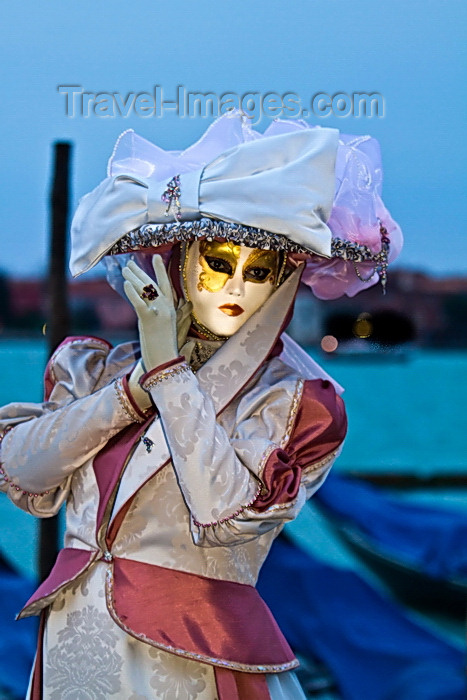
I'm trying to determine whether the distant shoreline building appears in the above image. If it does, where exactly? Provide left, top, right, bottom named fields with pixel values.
left=1, top=269, right=467, bottom=348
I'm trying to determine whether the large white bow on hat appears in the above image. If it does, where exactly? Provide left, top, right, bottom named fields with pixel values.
left=70, top=123, right=339, bottom=276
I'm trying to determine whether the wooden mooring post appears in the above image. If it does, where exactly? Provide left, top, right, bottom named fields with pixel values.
left=39, top=141, right=72, bottom=582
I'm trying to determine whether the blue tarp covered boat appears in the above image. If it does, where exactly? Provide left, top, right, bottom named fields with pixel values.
left=258, top=535, right=466, bottom=699
left=315, top=473, right=467, bottom=616
left=0, top=554, right=37, bottom=699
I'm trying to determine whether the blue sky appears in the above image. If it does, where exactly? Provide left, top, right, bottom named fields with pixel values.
left=0, top=0, right=465, bottom=277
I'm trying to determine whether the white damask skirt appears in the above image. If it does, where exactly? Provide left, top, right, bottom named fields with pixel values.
left=27, top=561, right=306, bottom=700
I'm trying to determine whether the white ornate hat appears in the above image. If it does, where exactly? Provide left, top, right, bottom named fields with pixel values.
left=70, top=112, right=402, bottom=298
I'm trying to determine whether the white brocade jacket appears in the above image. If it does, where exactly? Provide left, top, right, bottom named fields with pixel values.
left=0, top=272, right=347, bottom=686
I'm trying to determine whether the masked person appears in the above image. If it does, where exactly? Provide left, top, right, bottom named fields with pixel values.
left=0, top=114, right=402, bottom=700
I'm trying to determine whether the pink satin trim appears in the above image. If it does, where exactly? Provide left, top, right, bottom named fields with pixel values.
left=111, top=557, right=296, bottom=668
left=214, top=667, right=271, bottom=699
left=254, top=447, right=301, bottom=511
left=21, top=548, right=94, bottom=614
left=293, top=379, right=347, bottom=462
left=30, top=611, right=46, bottom=699
left=122, top=373, right=153, bottom=420
left=253, top=378, right=347, bottom=511
left=92, top=420, right=149, bottom=534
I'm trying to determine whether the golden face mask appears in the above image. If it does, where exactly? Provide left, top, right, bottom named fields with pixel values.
left=197, top=240, right=280, bottom=293
left=183, top=241, right=286, bottom=339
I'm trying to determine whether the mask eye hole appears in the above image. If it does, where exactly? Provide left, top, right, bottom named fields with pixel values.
left=244, top=266, right=273, bottom=283
left=205, top=256, right=233, bottom=275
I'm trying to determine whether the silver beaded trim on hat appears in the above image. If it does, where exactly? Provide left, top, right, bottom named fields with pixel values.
left=107, top=218, right=311, bottom=255
left=330, top=222, right=390, bottom=293
left=107, top=218, right=391, bottom=291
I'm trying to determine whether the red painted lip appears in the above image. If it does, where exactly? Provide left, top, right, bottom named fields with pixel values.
left=218, top=304, right=244, bottom=317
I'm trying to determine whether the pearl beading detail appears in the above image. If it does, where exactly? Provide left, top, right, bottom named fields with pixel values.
left=114, top=377, right=146, bottom=424
left=192, top=481, right=263, bottom=528
left=142, top=362, right=191, bottom=390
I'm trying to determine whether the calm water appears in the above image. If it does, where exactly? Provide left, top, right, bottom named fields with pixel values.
left=1, top=338, right=466, bottom=578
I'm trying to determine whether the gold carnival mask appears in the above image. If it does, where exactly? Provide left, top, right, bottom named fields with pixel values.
left=197, top=241, right=280, bottom=293
left=183, top=240, right=284, bottom=338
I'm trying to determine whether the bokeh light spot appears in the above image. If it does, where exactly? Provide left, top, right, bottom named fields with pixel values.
left=353, top=315, right=373, bottom=339
left=321, top=335, right=339, bottom=352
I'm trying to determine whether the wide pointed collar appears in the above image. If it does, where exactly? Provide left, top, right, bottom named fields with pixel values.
left=106, top=267, right=303, bottom=527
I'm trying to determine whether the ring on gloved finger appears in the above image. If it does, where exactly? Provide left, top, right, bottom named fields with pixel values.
left=140, top=284, right=158, bottom=301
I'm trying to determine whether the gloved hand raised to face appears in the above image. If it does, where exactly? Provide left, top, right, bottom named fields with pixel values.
left=122, top=256, right=180, bottom=372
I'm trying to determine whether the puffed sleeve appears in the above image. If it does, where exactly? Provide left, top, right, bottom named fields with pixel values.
left=0, top=337, right=149, bottom=517
left=141, top=357, right=347, bottom=547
